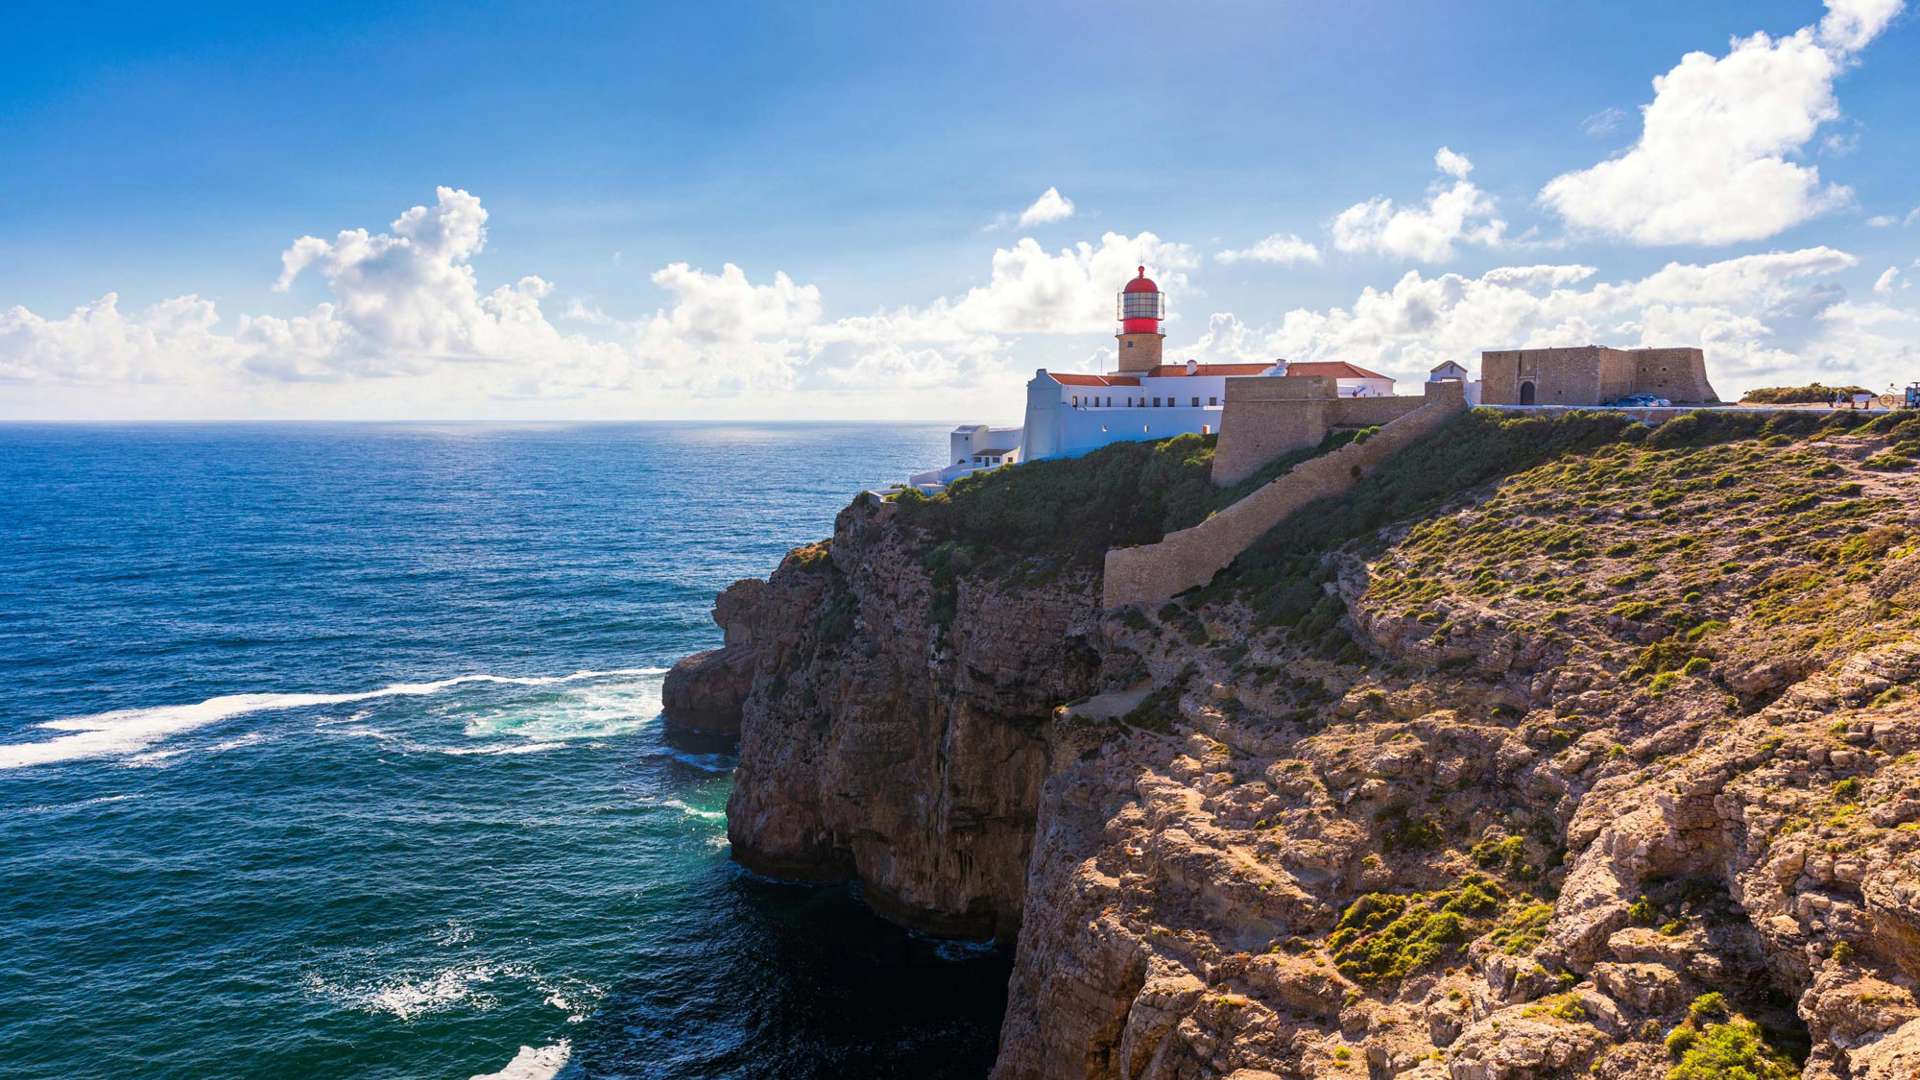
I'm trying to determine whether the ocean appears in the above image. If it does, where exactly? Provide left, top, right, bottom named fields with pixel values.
left=0, top=422, right=1012, bottom=1080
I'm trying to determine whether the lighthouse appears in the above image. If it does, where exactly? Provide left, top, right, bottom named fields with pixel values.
left=1115, top=265, right=1166, bottom=374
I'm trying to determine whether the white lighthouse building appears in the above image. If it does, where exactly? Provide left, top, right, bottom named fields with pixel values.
left=909, top=268, right=1395, bottom=489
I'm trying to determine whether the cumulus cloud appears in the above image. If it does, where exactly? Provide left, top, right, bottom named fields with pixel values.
left=1214, top=233, right=1322, bottom=266
left=1016, top=187, right=1076, bottom=227
left=0, top=187, right=1198, bottom=414
left=1331, top=147, right=1506, bottom=262
left=1875, top=266, right=1902, bottom=294
left=0, top=293, right=242, bottom=386
left=1479, top=265, right=1599, bottom=289
left=1433, top=146, right=1474, bottom=180
left=1539, top=0, right=1903, bottom=246
left=1171, top=246, right=1904, bottom=391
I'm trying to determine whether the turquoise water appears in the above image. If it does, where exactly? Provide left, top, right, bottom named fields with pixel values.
left=0, top=423, right=1011, bottom=1079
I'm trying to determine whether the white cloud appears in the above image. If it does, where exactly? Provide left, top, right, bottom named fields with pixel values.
left=1331, top=148, right=1506, bottom=262
left=1214, top=233, right=1321, bottom=265
left=1867, top=214, right=1900, bottom=227
left=1875, top=266, right=1902, bottom=294
left=1479, top=265, right=1599, bottom=289
left=0, top=188, right=1197, bottom=417
left=1817, top=0, right=1904, bottom=51
left=0, top=293, right=243, bottom=386
left=1016, top=187, right=1076, bottom=227
left=1176, top=247, right=1889, bottom=391
left=1433, top=146, right=1474, bottom=180
left=1539, top=0, right=1903, bottom=246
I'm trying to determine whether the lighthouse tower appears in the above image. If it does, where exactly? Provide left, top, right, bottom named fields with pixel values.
left=1115, top=266, right=1166, bottom=374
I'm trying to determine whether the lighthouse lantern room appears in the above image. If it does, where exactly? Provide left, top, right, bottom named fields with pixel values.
left=1114, top=266, right=1166, bottom=373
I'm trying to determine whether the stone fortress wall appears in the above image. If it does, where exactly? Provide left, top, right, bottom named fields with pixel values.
left=1480, top=346, right=1717, bottom=406
left=1103, top=381, right=1467, bottom=609
left=1210, top=376, right=1450, bottom=486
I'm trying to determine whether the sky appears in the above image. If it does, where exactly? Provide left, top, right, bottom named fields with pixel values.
left=0, top=0, right=1916, bottom=422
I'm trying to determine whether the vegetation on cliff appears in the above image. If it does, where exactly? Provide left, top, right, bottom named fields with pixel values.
left=1002, top=404, right=1920, bottom=1077
left=1740, top=383, right=1872, bottom=404
left=891, top=427, right=1367, bottom=594
left=697, top=401, right=1920, bottom=1079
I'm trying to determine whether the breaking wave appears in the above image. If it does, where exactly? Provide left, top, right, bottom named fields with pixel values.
left=470, top=1040, right=573, bottom=1080
left=0, top=668, right=666, bottom=770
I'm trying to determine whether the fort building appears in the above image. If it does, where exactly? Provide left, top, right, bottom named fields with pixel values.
left=1479, top=346, right=1717, bottom=406
left=910, top=269, right=1399, bottom=489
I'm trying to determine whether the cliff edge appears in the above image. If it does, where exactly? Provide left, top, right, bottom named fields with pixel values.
left=667, top=409, right=1920, bottom=1079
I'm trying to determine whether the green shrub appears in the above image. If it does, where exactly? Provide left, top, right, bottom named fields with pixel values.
left=1688, top=992, right=1729, bottom=1022
left=1487, top=902, right=1554, bottom=955
left=1667, top=1016, right=1797, bottom=1080
left=1610, top=600, right=1663, bottom=621
left=1327, top=878, right=1504, bottom=984
left=1377, top=808, right=1445, bottom=852
left=1522, top=992, right=1587, bottom=1022
left=1741, top=383, right=1868, bottom=405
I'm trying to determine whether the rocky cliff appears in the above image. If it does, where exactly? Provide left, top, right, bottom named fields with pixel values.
left=667, top=410, right=1920, bottom=1079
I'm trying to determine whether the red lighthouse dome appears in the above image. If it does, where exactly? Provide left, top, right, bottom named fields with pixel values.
left=1117, top=266, right=1165, bottom=335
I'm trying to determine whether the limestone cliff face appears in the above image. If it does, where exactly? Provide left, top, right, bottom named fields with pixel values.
left=687, top=494, right=1104, bottom=937
left=668, top=414, right=1920, bottom=1079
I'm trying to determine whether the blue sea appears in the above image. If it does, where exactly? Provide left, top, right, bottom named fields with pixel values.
left=0, top=423, right=1013, bottom=1080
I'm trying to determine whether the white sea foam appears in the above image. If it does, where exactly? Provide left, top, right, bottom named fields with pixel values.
left=656, top=797, right=727, bottom=824
left=21, top=792, right=140, bottom=815
left=0, top=668, right=666, bottom=770
left=459, top=674, right=666, bottom=743
left=303, top=963, right=502, bottom=1021
left=470, top=1040, right=572, bottom=1080
left=436, top=740, right=568, bottom=756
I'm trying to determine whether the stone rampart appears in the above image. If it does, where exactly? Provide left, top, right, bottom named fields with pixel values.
left=1209, top=376, right=1336, bottom=486
left=1104, top=382, right=1466, bottom=609
left=1327, top=393, right=1427, bottom=429
left=1211, top=378, right=1447, bottom=486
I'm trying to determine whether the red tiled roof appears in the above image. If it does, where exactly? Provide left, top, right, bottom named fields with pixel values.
left=1049, top=373, right=1142, bottom=386
left=1287, top=360, right=1393, bottom=381
left=1144, top=362, right=1274, bottom=377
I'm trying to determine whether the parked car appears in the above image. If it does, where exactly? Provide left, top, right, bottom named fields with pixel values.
left=1611, top=394, right=1672, bottom=408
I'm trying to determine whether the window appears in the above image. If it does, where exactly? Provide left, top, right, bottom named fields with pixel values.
left=1208, top=396, right=1218, bottom=406
left=1071, top=395, right=1079, bottom=407
left=1153, top=397, right=1161, bottom=407
left=1191, top=396, right=1199, bottom=407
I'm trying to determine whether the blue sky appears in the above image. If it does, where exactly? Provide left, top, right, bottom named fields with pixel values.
left=1, top=0, right=1915, bottom=420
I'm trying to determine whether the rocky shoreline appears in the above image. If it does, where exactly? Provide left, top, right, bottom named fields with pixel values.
left=667, top=411, right=1920, bottom=1079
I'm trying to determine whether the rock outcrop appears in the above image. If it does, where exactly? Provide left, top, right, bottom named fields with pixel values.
left=667, top=495, right=1104, bottom=937
left=662, top=579, right=773, bottom=736
left=667, top=410, right=1920, bottom=1078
